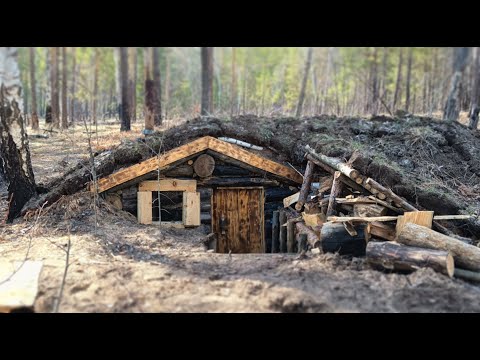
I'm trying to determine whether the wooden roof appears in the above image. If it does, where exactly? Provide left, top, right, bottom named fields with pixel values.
left=93, top=136, right=303, bottom=193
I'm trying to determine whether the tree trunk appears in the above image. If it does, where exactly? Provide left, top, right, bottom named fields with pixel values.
left=144, top=47, right=160, bottom=131
left=164, top=50, right=170, bottom=119
left=279, top=211, right=287, bottom=253
left=128, top=47, right=137, bottom=123
left=29, top=47, right=39, bottom=130
left=396, top=222, right=480, bottom=271
left=230, top=47, right=237, bottom=117
left=444, top=47, right=470, bottom=122
left=70, top=47, right=76, bottom=124
left=405, top=48, right=413, bottom=112
left=152, top=47, right=162, bottom=126
left=295, top=159, right=315, bottom=211
left=119, top=47, right=131, bottom=132
left=113, top=47, right=122, bottom=120
left=393, top=48, right=403, bottom=110
left=92, top=49, right=99, bottom=125
left=61, top=47, right=68, bottom=129
left=296, top=221, right=321, bottom=248
left=201, top=47, right=214, bottom=116
left=366, top=241, right=454, bottom=278
left=296, top=47, right=313, bottom=117
left=468, top=47, right=480, bottom=130
left=50, top=47, right=59, bottom=128
left=271, top=211, right=280, bottom=253
left=0, top=47, right=37, bottom=221
left=326, top=171, right=343, bottom=217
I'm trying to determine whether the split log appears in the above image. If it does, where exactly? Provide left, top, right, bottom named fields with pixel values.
left=283, top=192, right=300, bottom=208
left=320, top=222, right=367, bottom=256
left=366, top=221, right=396, bottom=241
left=396, top=223, right=480, bottom=271
left=295, top=221, right=321, bottom=248
left=198, top=177, right=279, bottom=187
left=353, top=203, right=388, bottom=218
left=287, top=220, right=296, bottom=253
left=396, top=211, right=434, bottom=234
left=272, top=211, right=280, bottom=253
left=193, top=154, right=215, bottom=178
left=454, top=268, right=480, bottom=283
left=366, top=241, right=454, bottom=278
left=295, top=160, right=315, bottom=211
left=302, top=212, right=325, bottom=227
left=279, top=211, right=287, bottom=253
left=326, top=171, right=343, bottom=217
left=306, top=155, right=369, bottom=195
left=305, top=145, right=361, bottom=180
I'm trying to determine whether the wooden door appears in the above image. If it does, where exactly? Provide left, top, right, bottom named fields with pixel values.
left=212, top=187, right=265, bottom=253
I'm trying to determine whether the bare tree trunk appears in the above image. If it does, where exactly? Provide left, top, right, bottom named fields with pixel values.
left=61, top=47, right=68, bottom=129
left=320, top=48, right=331, bottom=114
left=468, top=47, right=480, bottom=130
left=119, top=47, right=131, bottom=132
left=230, top=47, right=237, bottom=117
left=0, top=47, right=37, bottom=221
left=70, top=47, right=76, bottom=125
left=29, top=47, right=39, bottom=130
left=164, top=49, right=170, bottom=120
left=371, top=47, right=379, bottom=115
left=92, top=49, right=99, bottom=125
left=393, top=48, right=403, bottom=110
left=128, top=47, right=137, bottom=123
left=152, top=47, right=162, bottom=126
left=201, top=47, right=214, bottom=116
left=242, top=53, right=247, bottom=114
left=444, top=47, right=470, bottom=122
left=296, top=47, right=313, bottom=117
left=113, top=47, right=122, bottom=121
left=50, top=47, right=60, bottom=128
left=405, top=48, right=413, bottom=112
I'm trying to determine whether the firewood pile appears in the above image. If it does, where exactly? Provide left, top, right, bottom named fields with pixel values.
left=275, top=145, right=480, bottom=283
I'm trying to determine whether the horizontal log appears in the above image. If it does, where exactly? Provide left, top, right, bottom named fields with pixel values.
left=328, top=216, right=399, bottom=223
left=365, top=178, right=416, bottom=212
left=305, top=145, right=360, bottom=179
left=454, top=268, right=480, bottom=283
left=139, top=179, right=197, bottom=192
left=396, top=223, right=480, bottom=271
left=366, top=241, right=454, bottom=278
left=197, top=177, right=280, bottom=187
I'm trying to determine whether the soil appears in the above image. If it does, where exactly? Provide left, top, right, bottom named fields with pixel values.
left=1, top=116, right=480, bottom=313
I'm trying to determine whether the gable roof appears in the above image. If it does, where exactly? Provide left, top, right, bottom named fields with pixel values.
left=93, top=136, right=303, bottom=193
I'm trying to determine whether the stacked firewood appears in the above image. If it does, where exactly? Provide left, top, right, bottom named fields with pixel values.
left=275, top=146, right=479, bottom=283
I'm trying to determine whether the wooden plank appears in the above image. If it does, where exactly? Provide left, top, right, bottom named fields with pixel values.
left=95, top=137, right=210, bottom=193
left=396, top=211, right=434, bottom=235
left=238, top=189, right=250, bottom=252
left=327, top=216, right=399, bottom=223
left=227, top=189, right=240, bottom=252
left=139, top=179, right=197, bottom=192
left=0, top=261, right=43, bottom=312
left=433, top=215, right=474, bottom=220
left=137, top=191, right=153, bottom=224
left=302, top=212, right=325, bottom=227
left=283, top=192, right=300, bottom=208
left=208, top=137, right=303, bottom=184
left=182, top=192, right=201, bottom=227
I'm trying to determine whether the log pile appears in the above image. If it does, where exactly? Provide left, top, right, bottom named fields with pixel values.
left=280, top=146, right=478, bottom=282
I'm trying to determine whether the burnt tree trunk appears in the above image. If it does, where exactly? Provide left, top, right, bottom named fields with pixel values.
left=144, top=47, right=161, bottom=131
left=201, top=47, right=214, bottom=116
left=0, top=47, right=37, bottom=221
left=119, top=47, right=131, bottom=132
left=29, top=47, right=39, bottom=130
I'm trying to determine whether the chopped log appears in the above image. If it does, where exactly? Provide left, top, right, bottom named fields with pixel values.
left=365, top=178, right=416, bottom=211
left=326, top=171, right=343, bottom=217
left=287, top=220, right=296, bottom=253
left=306, top=155, right=369, bottom=195
left=279, top=211, right=287, bottom=253
left=295, top=160, right=315, bottom=211
left=297, top=234, right=308, bottom=253
left=353, top=203, right=388, bottom=218
left=321, top=222, right=367, bottom=256
left=396, top=211, right=434, bottom=235
left=193, top=154, right=216, bottom=178
left=343, top=221, right=357, bottom=236
left=187, top=160, right=194, bottom=166
left=367, top=221, right=396, bottom=241
left=454, top=268, right=480, bottom=283
left=272, top=211, right=280, bottom=253
left=327, top=216, right=398, bottom=223
left=302, top=212, right=325, bottom=227
left=198, top=177, right=279, bottom=187
left=366, top=241, right=454, bottom=278
left=295, top=221, right=321, bottom=248
left=283, top=192, right=300, bottom=208
left=305, top=145, right=360, bottom=180
left=396, top=223, right=480, bottom=271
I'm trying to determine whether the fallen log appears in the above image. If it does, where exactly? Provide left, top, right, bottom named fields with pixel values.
left=295, top=221, right=321, bottom=248
left=366, top=241, right=454, bottom=278
left=454, top=268, right=480, bottom=283
left=321, top=222, right=367, bottom=256
left=295, top=160, right=315, bottom=211
left=305, top=145, right=361, bottom=180
left=366, top=221, right=396, bottom=241
left=396, top=223, right=480, bottom=271
left=326, top=171, right=343, bottom=217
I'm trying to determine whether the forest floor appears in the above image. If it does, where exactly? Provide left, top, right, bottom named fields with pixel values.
left=1, top=116, right=480, bottom=313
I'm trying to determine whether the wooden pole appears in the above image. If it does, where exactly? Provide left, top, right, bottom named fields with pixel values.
left=272, top=211, right=280, bottom=253
left=279, top=211, right=287, bottom=253
left=326, top=171, right=343, bottom=217
left=298, top=234, right=308, bottom=253
left=305, top=145, right=361, bottom=180
left=295, top=160, right=315, bottom=212
left=287, top=220, right=295, bottom=253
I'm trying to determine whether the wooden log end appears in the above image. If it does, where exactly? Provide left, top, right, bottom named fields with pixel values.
left=446, top=253, right=455, bottom=278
